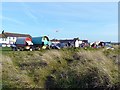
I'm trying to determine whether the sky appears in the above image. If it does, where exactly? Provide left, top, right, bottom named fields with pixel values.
left=0, top=2, right=118, bottom=42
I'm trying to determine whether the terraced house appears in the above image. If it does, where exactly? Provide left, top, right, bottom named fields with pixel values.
left=0, top=31, right=31, bottom=47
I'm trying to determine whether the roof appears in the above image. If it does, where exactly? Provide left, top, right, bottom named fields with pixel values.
left=81, top=40, right=88, bottom=43
left=51, top=39, right=88, bottom=44
left=51, top=39, right=60, bottom=42
left=0, top=34, right=2, bottom=38
left=0, top=34, right=6, bottom=38
left=59, top=39, right=75, bottom=43
left=1, top=32, right=31, bottom=38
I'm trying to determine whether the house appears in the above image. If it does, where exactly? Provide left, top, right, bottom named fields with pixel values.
left=0, top=31, right=31, bottom=47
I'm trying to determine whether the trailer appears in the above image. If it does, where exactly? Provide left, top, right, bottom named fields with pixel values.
left=32, top=36, right=50, bottom=50
left=11, top=37, right=33, bottom=51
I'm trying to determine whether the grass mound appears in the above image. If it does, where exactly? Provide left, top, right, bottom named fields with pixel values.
left=1, top=47, right=120, bottom=89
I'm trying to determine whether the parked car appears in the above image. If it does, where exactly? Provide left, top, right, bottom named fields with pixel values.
left=2, top=43, right=6, bottom=47
left=0, top=43, right=2, bottom=47
left=50, top=43, right=60, bottom=49
left=105, top=42, right=114, bottom=50
left=50, top=43, right=67, bottom=49
left=6, top=44, right=11, bottom=47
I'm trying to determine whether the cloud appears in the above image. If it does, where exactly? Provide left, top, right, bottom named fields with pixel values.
left=20, top=2, right=39, bottom=24
left=0, top=16, right=25, bottom=25
left=25, top=2, right=117, bottom=24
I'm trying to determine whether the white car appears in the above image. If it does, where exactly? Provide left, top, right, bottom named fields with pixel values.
left=106, top=47, right=114, bottom=50
left=7, top=44, right=11, bottom=47
left=2, top=44, right=6, bottom=47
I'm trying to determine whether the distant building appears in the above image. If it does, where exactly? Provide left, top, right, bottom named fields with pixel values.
left=0, top=31, right=31, bottom=46
left=111, top=42, right=120, bottom=45
left=50, top=39, right=60, bottom=44
left=51, top=38, right=88, bottom=48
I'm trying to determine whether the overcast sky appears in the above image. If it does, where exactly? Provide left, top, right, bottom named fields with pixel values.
left=1, top=2, right=118, bottom=42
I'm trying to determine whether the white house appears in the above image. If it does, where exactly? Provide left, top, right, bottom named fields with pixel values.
left=0, top=31, right=31, bottom=47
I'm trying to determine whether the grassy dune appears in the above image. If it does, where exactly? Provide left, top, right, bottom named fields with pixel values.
left=1, top=46, right=120, bottom=89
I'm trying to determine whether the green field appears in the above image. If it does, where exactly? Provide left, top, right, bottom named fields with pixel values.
left=1, top=46, right=120, bottom=89
left=0, top=47, right=12, bottom=51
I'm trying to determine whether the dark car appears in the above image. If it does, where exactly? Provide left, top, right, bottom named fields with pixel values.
left=0, top=43, right=2, bottom=47
left=50, top=43, right=60, bottom=49
left=50, top=43, right=67, bottom=49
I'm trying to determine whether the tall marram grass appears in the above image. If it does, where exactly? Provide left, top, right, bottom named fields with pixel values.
left=1, top=47, right=120, bottom=89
